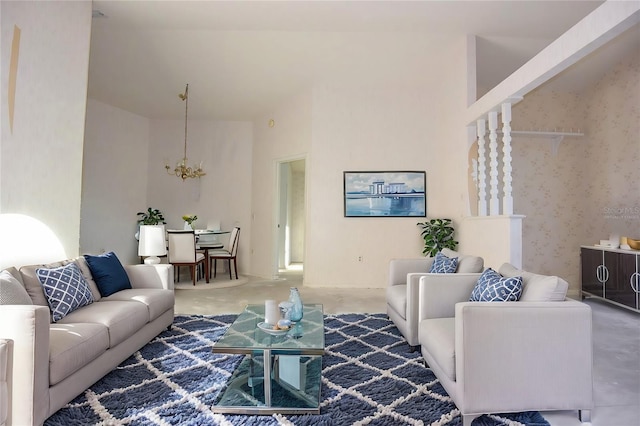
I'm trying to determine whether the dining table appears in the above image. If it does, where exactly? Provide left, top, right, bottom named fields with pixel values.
left=195, top=229, right=231, bottom=261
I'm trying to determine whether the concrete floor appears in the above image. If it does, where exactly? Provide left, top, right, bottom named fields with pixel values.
left=174, top=268, right=640, bottom=426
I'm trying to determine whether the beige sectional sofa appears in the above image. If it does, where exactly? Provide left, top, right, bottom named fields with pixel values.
left=417, top=262, right=593, bottom=426
left=0, top=256, right=174, bottom=426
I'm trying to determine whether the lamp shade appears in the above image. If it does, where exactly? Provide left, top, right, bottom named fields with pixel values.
left=138, top=225, right=167, bottom=264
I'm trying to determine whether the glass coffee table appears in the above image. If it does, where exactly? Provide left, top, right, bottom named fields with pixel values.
left=211, top=303, right=324, bottom=414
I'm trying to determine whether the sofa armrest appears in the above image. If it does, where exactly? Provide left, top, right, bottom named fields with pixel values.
left=124, top=264, right=174, bottom=290
left=388, top=258, right=433, bottom=287
left=403, top=272, right=434, bottom=344
left=0, top=305, right=50, bottom=426
left=455, top=300, right=593, bottom=413
left=418, top=273, right=481, bottom=320
left=0, top=339, right=13, bottom=426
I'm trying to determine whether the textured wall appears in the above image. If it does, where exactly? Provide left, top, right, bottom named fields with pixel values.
left=583, top=51, right=640, bottom=240
left=510, top=51, right=639, bottom=293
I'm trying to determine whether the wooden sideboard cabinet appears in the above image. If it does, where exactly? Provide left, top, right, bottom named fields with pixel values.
left=581, top=246, right=640, bottom=312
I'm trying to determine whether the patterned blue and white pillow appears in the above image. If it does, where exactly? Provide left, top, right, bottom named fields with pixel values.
left=429, top=251, right=458, bottom=273
left=36, top=263, right=94, bottom=322
left=470, top=268, right=523, bottom=302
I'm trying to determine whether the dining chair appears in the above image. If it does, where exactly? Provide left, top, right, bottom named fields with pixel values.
left=209, top=227, right=240, bottom=280
left=167, top=230, right=208, bottom=285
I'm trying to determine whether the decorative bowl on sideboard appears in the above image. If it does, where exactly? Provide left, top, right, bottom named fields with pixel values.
left=627, top=238, right=640, bottom=250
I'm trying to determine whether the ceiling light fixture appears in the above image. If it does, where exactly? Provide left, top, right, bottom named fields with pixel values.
left=165, top=83, right=206, bottom=180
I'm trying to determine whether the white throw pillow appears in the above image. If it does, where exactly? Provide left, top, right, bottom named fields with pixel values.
left=0, top=269, right=33, bottom=305
left=498, top=263, right=568, bottom=301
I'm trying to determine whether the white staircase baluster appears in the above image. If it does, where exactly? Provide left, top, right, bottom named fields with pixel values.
left=476, top=119, right=487, bottom=216
left=501, top=103, right=513, bottom=215
left=488, top=111, right=500, bottom=215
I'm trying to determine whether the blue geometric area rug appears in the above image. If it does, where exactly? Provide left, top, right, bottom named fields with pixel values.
left=46, top=314, right=549, bottom=426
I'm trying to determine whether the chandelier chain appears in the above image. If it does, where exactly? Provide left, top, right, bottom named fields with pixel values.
left=183, top=84, right=188, bottom=160
left=165, top=83, right=205, bottom=180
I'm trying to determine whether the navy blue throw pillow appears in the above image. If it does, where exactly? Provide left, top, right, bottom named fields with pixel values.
left=84, top=252, right=131, bottom=297
left=469, top=268, right=523, bottom=302
left=429, top=251, right=458, bottom=273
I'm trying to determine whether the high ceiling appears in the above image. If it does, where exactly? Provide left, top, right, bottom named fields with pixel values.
left=88, top=1, right=636, bottom=121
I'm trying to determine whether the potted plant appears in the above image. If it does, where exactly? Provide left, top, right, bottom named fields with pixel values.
left=137, top=208, right=166, bottom=225
left=417, top=218, right=458, bottom=257
left=182, top=214, right=198, bottom=230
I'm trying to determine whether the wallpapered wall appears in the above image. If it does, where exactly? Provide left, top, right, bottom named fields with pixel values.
left=511, top=51, right=640, bottom=293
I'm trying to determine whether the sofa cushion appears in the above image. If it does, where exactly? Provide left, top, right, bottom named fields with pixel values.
left=49, top=322, right=109, bottom=385
left=36, top=263, right=95, bottom=322
left=429, top=251, right=458, bottom=273
left=469, top=268, right=522, bottom=302
left=419, top=318, right=456, bottom=381
left=74, top=256, right=102, bottom=301
left=499, top=263, right=568, bottom=301
left=58, top=300, right=149, bottom=348
left=0, top=269, right=32, bottom=305
left=386, top=285, right=407, bottom=319
left=85, top=252, right=132, bottom=297
left=20, top=260, right=75, bottom=307
left=103, top=289, right=174, bottom=321
left=19, top=258, right=99, bottom=307
left=441, top=248, right=484, bottom=273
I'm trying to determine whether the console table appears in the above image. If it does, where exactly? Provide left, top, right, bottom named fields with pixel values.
left=581, top=245, right=640, bottom=312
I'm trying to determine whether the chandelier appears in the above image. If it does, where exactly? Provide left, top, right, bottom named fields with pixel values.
left=165, top=83, right=206, bottom=180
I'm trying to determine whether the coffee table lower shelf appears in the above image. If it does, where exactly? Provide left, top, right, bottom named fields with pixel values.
left=212, top=353, right=322, bottom=415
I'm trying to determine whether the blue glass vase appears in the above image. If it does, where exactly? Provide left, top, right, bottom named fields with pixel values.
left=288, top=287, right=303, bottom=322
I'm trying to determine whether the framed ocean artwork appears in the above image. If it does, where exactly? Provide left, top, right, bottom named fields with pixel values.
left=343, top=171, right=426, bottom=217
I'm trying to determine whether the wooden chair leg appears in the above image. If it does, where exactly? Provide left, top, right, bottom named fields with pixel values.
left=214, top=259, right=217, bottom=278
left=228, top=259, right=232, bottom=279
left=191, top=266, right=196, bottom=286
left=233, top=258, right=238, bottom=279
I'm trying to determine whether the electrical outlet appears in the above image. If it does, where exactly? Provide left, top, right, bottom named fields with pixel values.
left=358, top=256, right=363, bottom=262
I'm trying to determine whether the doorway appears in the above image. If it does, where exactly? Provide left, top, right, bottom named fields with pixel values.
left=276, top=158, right=306, bottom=277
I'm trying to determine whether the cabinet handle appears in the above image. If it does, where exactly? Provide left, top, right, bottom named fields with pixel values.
left=597, top=265, right=608, bottom=283
left=632, top=272, right=640, bottom=293
left=596, top=265, right=603, bottom=282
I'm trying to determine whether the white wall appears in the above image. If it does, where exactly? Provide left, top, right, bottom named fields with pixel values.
left=250, top=34, right=477, bottom=288
left=0, top=0, right=91, bottom=258
left=290, top=162, right=305, bottom=263
left=252, top=90, right=313, bottom=279
left=304, top=85, right=443, bottom=288
left=147, top=118, right=253, bottom=274
left=80, top=99, right=150, bottom=263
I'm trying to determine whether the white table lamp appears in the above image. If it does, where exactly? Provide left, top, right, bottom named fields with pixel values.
left=138, top=225, right=167, bottom=264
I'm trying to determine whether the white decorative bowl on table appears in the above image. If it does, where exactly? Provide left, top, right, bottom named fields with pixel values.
left=257, top=322, right=289, bottom=336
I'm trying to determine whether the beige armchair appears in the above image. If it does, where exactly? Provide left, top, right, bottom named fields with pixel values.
left=0, top=339, right=13, bottom=426
left=418, top=263, right=593, bottom=426
left=386, top=248, right=484, bottom=350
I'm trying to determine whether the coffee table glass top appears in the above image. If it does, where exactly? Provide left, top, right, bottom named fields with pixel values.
left=213, top=303, right=324, bottom=354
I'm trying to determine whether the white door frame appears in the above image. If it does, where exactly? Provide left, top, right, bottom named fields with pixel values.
left=272, top=155, right=307, bottom=279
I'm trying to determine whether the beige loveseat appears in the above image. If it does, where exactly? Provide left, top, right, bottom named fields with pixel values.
left=0, top=256, right=174, bottom=426
left=418, top=263, right=593, bottom=426
left=386, top=248, right=484, bottom=349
